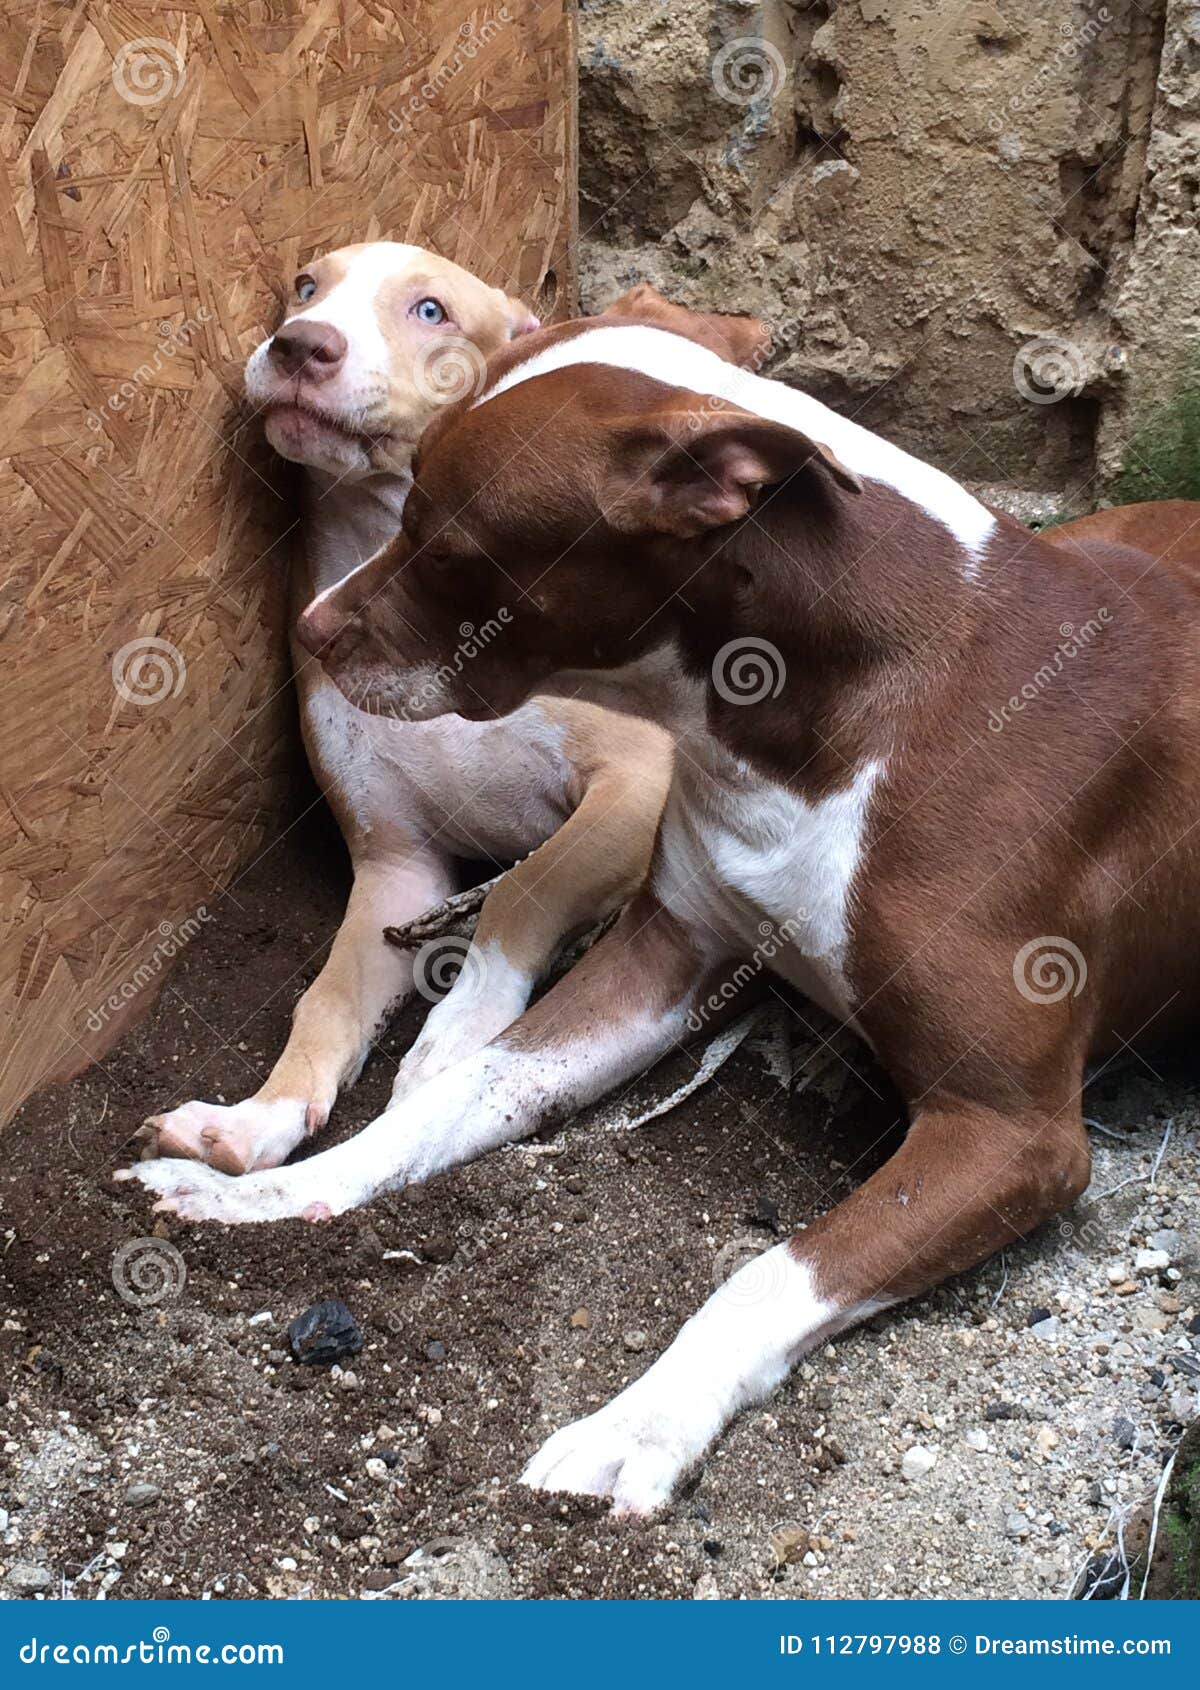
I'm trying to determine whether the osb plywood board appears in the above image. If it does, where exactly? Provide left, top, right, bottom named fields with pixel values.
left=0, top=0, right=577, bottom=1130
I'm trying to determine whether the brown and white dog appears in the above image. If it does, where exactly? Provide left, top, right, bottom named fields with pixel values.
left=124, top=309, right=1200, bottom=1518
left=136, top=245, right=688, bottom=1178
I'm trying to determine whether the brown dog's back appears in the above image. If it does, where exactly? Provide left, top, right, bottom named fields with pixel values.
left=1045, top=499, right=1200, bottom=580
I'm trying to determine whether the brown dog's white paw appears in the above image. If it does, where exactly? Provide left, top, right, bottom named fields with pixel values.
left=113, top=1157, right=326, bottom=1225
left=139, top=1097, right=311, bottom=1174
left=520, top=1406, right=688, bottom=1518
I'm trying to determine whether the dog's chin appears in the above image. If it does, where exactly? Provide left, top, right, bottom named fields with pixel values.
left=263, top=406, right=374, bottom=476
left=320, top=660, right=464, bottom=724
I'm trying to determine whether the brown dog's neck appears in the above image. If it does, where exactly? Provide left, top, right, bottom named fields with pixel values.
left=659, top=478, right=1061, bottom=795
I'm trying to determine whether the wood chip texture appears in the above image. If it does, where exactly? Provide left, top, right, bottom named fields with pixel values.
left=0, top=1, right=576, bottom=1127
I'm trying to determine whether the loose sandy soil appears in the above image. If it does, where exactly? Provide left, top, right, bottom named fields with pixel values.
left=1, top=816, right=1196, bottom=1601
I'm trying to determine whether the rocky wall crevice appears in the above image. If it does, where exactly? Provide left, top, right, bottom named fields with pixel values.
left=577, top=0, right=1199, bottom=504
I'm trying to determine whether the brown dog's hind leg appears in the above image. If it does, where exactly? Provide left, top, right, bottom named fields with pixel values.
left=522, top=1094, right=1091, bottom=1515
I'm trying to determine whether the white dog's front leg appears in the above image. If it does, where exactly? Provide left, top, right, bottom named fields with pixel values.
left=117, top=895, right=738, bottom=1226
left=119, top=1044, right=561, bottom=1223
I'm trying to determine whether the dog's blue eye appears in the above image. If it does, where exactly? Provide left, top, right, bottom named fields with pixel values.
left=295, top=275, right=316, bottom=302
left=415, top=298, right=445, bottom=324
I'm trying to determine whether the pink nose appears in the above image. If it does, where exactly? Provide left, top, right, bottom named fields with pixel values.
left=296, top=596, right=348, bottom=659
left=269, top=319, right=347, bottom=380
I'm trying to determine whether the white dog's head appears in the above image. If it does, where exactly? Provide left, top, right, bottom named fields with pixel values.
left=244, top=241, right=539, bottom=480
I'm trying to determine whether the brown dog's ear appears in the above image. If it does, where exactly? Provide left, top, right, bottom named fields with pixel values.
left=603, top=403, right=862, bottom=538
left=603, top=282, right=770, bottom=371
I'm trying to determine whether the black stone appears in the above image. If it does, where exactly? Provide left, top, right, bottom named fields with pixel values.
left=1074, top=1551, right=1126, bottom=1600
left=287, top=1299, right=363, bottom=1367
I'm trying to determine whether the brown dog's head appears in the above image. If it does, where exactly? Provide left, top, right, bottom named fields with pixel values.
left=244, top=242, right=538, bottom=480
left=296, top=308, right=859, bottom=721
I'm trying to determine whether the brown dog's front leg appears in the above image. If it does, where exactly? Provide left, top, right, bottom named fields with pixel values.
left=118, top=893, right=746, bottom=1223
left=522, top=1095, right=1091, bottom=1514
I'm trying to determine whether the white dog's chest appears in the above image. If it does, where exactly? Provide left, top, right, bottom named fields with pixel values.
left=300, top=673, right=573, bottom=859
left=654, top=752, right=884, bottom=1024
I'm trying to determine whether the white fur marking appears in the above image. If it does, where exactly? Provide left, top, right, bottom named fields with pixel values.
left=549, top=644, right=882, bottom=1024
left=657, top=753, right=883, bottom=1023
left=480, top=324, right=996, bottom=576
left=521, top=1246, right=835, bottom=1514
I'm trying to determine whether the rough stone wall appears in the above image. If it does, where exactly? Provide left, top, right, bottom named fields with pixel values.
left=578, top=0, right=1200, bottom=503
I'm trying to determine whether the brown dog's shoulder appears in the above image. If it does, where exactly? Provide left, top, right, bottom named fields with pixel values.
left=602, top=282, right=770, bottom=371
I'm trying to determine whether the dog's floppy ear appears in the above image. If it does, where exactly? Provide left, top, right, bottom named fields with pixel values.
left=603, top=283, right=770, bottom=371
left=501, top=293, right=541, bottom=339
left=602, top=401, right=863, bottom=538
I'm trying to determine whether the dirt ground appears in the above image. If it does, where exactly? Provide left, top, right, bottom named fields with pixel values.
left=1, top=809, right=1197, bottom=1602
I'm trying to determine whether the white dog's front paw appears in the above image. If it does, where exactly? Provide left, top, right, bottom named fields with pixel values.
left=114, top=1157, right=335, bottom=1225
left=520, top=1402, right=695, bottom=1517
left=140, top=1096, right=312, bottom=1173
